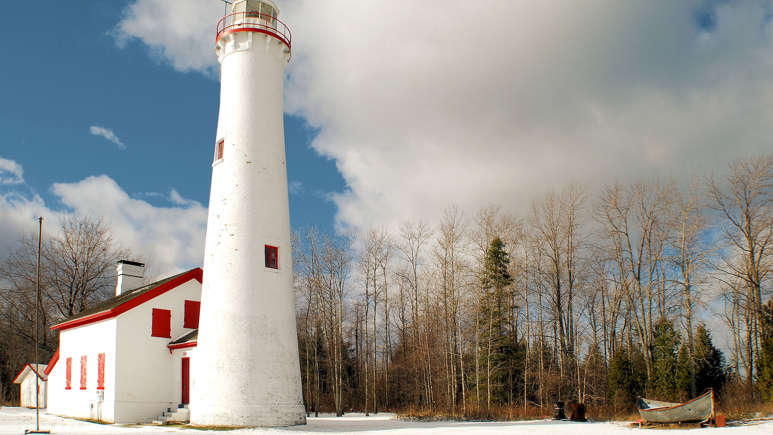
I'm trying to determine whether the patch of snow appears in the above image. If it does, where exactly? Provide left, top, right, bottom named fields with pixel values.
left=1, top=407, right=771, bottom=435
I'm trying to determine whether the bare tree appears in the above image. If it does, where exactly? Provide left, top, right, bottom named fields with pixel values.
left=708, top=154, right=773, bottom=385
left=0, top=215, right=129, bottom=404
left=668, top=182, right=711, bottom=397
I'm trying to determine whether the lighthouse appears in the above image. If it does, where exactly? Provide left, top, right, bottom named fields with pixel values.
left=192, top=0, right=305, bottom=427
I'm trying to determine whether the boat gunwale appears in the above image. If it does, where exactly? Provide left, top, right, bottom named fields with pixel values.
left=638, top=389, right=713, bottom=413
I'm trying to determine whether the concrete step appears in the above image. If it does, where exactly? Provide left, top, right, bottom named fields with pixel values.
left=167, top=407, right=190, bottom=423
left=150, top=416, right=168, bottom=425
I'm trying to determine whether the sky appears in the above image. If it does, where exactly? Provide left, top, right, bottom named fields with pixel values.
left=0, top=0, right=344, bottom=276
left=1, top=0, right=773, bottom=285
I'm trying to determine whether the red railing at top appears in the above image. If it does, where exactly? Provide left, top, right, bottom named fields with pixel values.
left=216, top=11, right=292, bottom=52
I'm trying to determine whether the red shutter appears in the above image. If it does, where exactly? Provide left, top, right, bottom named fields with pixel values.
left=184, top=300, right=200, bottom=329
left=151, top=308, right=172, bottom=338
left=265, top=245, right=278, bottom=269
left=80, top=355, right=87, bottom=390
left=65, top=357, right=72, bottom=390
left=97, top=353, right=105, bottom=390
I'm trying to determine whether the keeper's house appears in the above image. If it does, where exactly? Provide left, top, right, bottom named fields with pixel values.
left=44, top=261, right=202, bottom=423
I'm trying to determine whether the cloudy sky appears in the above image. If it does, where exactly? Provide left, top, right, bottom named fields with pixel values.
left=2, top=0, right=772, bottom=279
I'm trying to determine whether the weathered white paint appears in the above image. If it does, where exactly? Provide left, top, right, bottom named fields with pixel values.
left=193, top=0, right=305, bottom=427
left=170, top=348, right=196, bottom=407
left=114, top=279, right=200, bottom=423
left=47, top=279, right=201, bottom=424
left=47, top=318, right=117, bottom=422
left=14, top=365, right=47, bottom=408
left=115, top=261, right=145, bottom=296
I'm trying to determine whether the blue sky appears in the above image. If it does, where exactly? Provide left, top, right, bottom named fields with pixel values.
left=1, top=0, right=772, bottom=353
left=2, top=0, right=772, bottom=281
left=0, top=1, right=344, bottom=238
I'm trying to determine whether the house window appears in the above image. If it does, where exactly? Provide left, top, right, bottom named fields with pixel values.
left=80, top=355, right=87, bottom=390
left=151, top=308, right=172, bottom=338
left=265, top=245, right=278, bottom=269
left=65, top=357, right=72, bottom=390
left=97, top=353, right=105, bottom=390
left=184, top=300, right=201, bottom=329
left=214, top=139, right=224, bottom=161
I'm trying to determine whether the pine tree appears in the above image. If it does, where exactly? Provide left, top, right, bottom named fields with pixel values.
left=693, top=325, right=725, bottom=395
left=675, top=345, right=691, bottom=400
left=608, top=348, right=646, bottom=413
left=649, top=319, right=681, bottom=400
left=757, top=301, right=773, bottom=401
left=478, top=237, right=517, bottom=406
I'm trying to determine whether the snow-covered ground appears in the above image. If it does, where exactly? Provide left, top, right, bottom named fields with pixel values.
left=2, top=407, right=771, bottom=435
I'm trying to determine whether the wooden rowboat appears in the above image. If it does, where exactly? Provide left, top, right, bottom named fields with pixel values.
left=637, top=389, right=715, bottom=424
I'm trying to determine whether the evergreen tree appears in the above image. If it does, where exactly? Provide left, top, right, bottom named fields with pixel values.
left=757, top=301, right=773, bottom=401
left=675, top=345, right=691, bottom=400
left=649, top=319, right=681, bottom=400
left=608, top=348, right=646, bottom=413
left=693, top=325, right=725, bottom=395
left=478, top=237, right=517, bottom=405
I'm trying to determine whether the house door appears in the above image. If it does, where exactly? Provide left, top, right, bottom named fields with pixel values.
left=181, top=357, right=190, bottom=404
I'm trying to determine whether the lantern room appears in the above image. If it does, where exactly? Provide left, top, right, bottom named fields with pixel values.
left=216, top=0, right=291, bottom=51
left=233, top=0, right=278, bottom=21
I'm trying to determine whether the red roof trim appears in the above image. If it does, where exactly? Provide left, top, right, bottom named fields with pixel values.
left=13, top=363, right=47, bottom=383
left=51, top=268, right=203, bottom=331
left=168, top=341, right=197, bottom=354
left=43, top=348, right=59, bottom=376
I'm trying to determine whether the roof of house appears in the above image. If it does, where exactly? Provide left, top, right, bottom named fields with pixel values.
left=51, top=267, right=203, bottom=332
left=43, top=348, right=59, bottom=376
left=169, top=329, right=199, bottom=346
left=168, top=329, right=198, bottom=351
left=169, top=329, right=198, bottom=345
left=13, top=363, right=47, bottom=384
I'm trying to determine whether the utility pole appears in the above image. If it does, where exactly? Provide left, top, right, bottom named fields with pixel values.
left=26, top=216, right=49, bottom=434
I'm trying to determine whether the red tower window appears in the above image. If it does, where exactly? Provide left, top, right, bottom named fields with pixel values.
left=215, top=139, right=224, bottom=161
left=265, top=245, right=278, bottom=269
left=97, top=353, right=105, bottom=390
left=151, top=308, right=172, bottom=338
left=65, top=357, right=72, bottom=390
left=80, top=355, right=87, bottom=390
left=184, top=300, right=200, bottom=329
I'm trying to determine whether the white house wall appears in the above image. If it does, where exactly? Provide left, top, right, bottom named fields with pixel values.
left=114, top=279, right=200, bottom=423
left=171, top=347, right=196, bottom=408
left=47, top=318, right=117, bottom=422
left=19, top=374, right=46, bottom=408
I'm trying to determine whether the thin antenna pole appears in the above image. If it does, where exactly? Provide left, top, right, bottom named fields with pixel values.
left=27, top=216, right=48, bottom=433
left=34, top=216, right=42, bottom=432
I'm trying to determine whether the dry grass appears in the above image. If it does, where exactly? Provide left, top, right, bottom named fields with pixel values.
left=718, top=400, right=773, bottom=421
left=398, top=404, right=552, bottom=422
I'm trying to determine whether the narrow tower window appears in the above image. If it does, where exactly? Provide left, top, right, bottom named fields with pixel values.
left=214, top=139, right=224, bottom=162
left=265, top=245, right=278, bottom=269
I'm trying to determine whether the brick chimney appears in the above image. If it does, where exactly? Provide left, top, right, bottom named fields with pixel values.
left=115, top=260, right=145, bottom=296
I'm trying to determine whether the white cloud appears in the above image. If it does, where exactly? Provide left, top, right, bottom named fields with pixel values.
left=288, top=181, right=304, bottom=195
left=89, top=126, right=126, bottom=150
left=0, top=157, right=24, bottom=185
left=113, top=0, right=222, bottom=76
left=114, top=1, right=773, bottom=236
left=0, top=175, right=206, bottom=280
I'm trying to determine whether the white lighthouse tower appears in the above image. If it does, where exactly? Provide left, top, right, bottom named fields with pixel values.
left=192, top=0, right=305, bottom=427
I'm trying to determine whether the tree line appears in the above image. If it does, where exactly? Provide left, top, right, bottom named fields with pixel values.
left=1, top=154, right=771, bottom=417
left=0, top=217, right=127, bottom=404
left=293, top=154, right=773, bottom=417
